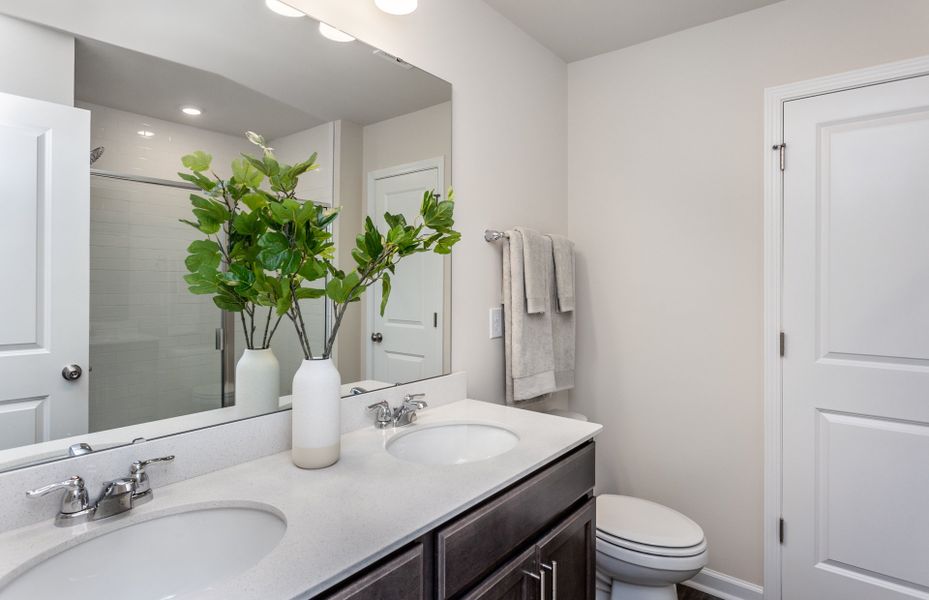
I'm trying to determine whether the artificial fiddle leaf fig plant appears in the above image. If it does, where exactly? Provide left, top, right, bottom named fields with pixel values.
left=180, top=131, right=460, bottom=362
left=177, top=145, right=297, bottom=350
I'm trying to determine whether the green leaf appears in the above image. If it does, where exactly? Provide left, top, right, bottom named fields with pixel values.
left=295, top=287, right=326, bottom=300
left=181, top=150, right=212, bottom=172
left=241, top=193, right=268, bottom=211
left=268, top=201, right=292, bottom=224
left=380, top=273, right=391, bottom=316
left=213, top=293, right=245, bottom=312
left=232, top=158, right=263, bottom=188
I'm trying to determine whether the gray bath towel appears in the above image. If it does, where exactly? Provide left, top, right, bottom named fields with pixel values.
left=548, top=234, right=575, bottom=313
left=514, top=227, right=548, bottom=314
left=504, top=229, right=556, bottom=403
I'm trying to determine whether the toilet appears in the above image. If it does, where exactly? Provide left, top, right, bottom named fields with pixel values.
left=542, top=409, right=708, bottom=598
left=595, top=495, right=708, bottom=600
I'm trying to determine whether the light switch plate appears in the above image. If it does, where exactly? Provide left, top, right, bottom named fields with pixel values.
left=489, top=306, right=503, bottom=339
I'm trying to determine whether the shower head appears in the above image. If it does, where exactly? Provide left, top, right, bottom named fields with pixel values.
left=90, top=146, right=105, bottom=165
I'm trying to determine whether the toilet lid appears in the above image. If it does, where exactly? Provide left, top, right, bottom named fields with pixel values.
left=597, top=495, right=704, bottom=549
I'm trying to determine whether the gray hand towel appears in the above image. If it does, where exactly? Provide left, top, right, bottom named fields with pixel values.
left=514, top=227, right=548, bottom=314
left=548, top=234, right=575, bottom=313
left=503, top=229, right=556, bottom=403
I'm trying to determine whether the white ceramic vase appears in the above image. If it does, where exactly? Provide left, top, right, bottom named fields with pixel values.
left=235, top=349, right=280, bottom=416
left=291, top=357, right=341, bottom=469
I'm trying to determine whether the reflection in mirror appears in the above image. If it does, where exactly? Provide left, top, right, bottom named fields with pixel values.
left=0, top=1, right=452, bottom=471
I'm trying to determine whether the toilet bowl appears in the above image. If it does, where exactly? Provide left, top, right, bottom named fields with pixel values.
left=595, top=495, right=708, bottom=600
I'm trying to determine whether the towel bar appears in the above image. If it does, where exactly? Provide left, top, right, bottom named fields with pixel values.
left=484, top=229, right=509, bottom=242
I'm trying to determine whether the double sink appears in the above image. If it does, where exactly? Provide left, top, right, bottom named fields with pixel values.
left=0, top=420, right=519, bottom=599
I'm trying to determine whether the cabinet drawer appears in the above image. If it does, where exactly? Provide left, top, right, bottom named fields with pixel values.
left=436, top=443, right=595, bottom=599
left=322, top=544, right=424, bottom=600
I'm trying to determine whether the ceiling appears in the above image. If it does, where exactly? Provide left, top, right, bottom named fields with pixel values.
left=1, top=0, right=451, bottom=135
left=483, top=0, right=785, bottom=62
left=75, top=39, right=323, bottom=139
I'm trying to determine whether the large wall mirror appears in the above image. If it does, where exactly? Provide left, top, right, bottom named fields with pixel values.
left=0, top=1, right=452, bottom=471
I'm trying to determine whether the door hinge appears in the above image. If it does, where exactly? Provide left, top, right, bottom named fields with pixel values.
left=779, top=331, right=786, bottom=357
left=215, top=327, right=224, bottom=351
left=773, top=143, right=786, bottom=171
left=434, top=312, right=438, bottom=328
left=779, top=518, right=785, bottom=544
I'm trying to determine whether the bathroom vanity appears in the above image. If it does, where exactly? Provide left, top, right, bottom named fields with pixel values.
left=0, top=399, right=601, bottom=600
left=323, top=443, right=595, bottom=599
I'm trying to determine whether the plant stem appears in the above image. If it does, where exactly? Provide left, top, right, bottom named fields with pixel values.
left=239, top=311, right=252, bottom=349
left=261, top=306, right=273, bottom=349
left=289, top=284, right=314, bottom=359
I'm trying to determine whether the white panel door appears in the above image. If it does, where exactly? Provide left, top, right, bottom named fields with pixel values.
left=367, top=163, right=443, bottom=384
left=782, top=75, right=929, bottom=599
left=0, top=92, right=89, bottom=449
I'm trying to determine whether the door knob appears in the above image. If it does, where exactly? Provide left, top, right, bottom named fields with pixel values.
left=61, top=364, right=83, bottom=381
left=371, top=332, right=383, bottom=343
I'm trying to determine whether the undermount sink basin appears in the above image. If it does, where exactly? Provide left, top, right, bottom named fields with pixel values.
left=386, top=422, right=519, bottom=465
left=0, top=506, right=285, bottom=600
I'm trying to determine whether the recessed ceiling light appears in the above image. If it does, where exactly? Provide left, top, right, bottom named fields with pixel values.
left=318, top=22, right=355, bottom=43
left=137, top=130, right=155, bottom=138
left=181, top=106, right=202, bottom=116
left=265, top=0, right=305, bottom=18
left=374, top=0, right=417, bottom=15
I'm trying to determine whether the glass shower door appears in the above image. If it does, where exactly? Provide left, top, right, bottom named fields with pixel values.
left=88, top=175, right=227, bottom=432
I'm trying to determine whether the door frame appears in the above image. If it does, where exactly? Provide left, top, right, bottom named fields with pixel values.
left=762, top=55, right=929, bottom=600
left=364, top=157, right=446, bottom=379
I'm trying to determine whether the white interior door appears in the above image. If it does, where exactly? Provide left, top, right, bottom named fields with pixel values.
left=367, top=161, right=444, bottom=384
left=0, top=92, right=89, bottom=450
left=782, top=74, right=929, bottom=599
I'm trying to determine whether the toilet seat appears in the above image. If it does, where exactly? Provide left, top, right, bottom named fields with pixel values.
left=595, top=494, right=707, bottom=562
left=596, top=529, right=707, bottom=558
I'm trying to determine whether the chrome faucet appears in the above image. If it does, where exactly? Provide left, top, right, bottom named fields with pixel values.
left=394, top=393, right=428, bottom=427
left=366, top=394, right=428, bottom=429
left=26, top=455, right=174, bottom=526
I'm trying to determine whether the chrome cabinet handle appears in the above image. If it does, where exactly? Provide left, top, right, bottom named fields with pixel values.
left=540, top=568, right=547, bottom=600
left=522, top=569, right=542, bottom=598
left=61, top=364, right=83, bottom=381
left=541, top=561, right=558, bottom=600
left=371, top=332, right=383, bottom=343
left=26, top=476, right=89, bottom=515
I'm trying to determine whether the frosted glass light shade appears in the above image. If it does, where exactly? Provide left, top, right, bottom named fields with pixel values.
left=318, top=22, right=356, bottom=42
left=375, top=0, right=417, bottom=16
left=265, top=0, right=305, bottom=18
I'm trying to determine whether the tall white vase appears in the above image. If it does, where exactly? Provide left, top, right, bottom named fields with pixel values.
left=235, top=349, right=280, bottom=416
left=291, top=358, right=341, bottom=469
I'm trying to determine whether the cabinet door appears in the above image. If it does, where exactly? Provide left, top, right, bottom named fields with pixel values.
left=323, top=544, right=424, bottom=600
left=537, top=499, right=596, bottom=600
left=462, top=547, right=540, bottom=600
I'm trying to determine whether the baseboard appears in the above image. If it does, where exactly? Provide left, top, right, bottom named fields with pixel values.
left=685, top=568, right=764, bottom=600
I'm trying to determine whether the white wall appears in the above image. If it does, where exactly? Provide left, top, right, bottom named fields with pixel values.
left=0, top=15, right=73, bottom=105
left=567, top=0, right=929, bottom=585
left=287, top=0, right=568, bottom=403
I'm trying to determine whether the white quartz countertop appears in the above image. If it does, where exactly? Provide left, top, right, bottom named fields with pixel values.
left=0, top=399, right=601, bottom=599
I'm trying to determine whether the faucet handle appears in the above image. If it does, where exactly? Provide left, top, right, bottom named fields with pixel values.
left=130, top=455, right=175, bottom=473
left=26, top=476, right=89, bottom=515
left=130, top=455, right=175, bottom=501
left=402, top=393, right=427, bottom=409
left=367, top=400, right=393, bottom=429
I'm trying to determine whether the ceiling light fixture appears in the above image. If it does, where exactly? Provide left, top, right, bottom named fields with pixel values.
left=374, top=0, right=417, bottom=16
left=265, top=0, right=305, bottom=18
left=181, top=106, right=202, bottom=116
left=137, top=130, right=155, bottom=138
left=318, top=22, right=355, bottom=43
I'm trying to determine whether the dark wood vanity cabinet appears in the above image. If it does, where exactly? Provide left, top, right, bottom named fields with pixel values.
left=319, top=443, right=595, bottom=600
